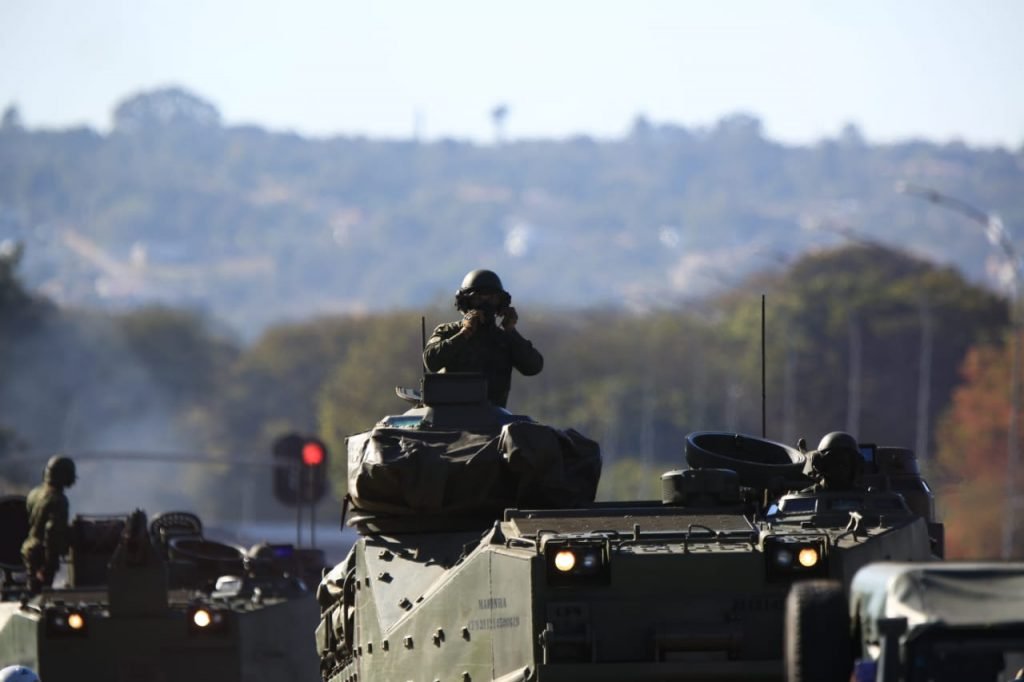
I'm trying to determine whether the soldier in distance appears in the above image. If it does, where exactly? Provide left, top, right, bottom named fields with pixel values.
left=21, top=455, right=76, bottom=593
left=423, top=269, right=543, bottom=408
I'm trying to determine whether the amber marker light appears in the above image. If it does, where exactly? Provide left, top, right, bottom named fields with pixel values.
left=798, top=547, right=820, bottom=568
left=67, top=612, right=85, bottom=630
left=554, top=550, right=576, bottom=572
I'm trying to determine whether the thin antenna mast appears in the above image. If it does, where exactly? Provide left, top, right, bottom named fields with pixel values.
left=421, top=316, right=427, bottom=352
left=761, top=294, right=767, bottom=439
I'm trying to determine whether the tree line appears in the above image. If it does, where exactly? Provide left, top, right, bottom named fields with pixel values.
left=1, top=241, right=1014, bottom=559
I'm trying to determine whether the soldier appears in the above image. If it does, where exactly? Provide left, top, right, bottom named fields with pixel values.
left=423, top=269, right=543, bottom=408
left=803, top=431, right=863, bottom=491
left=21, top=455, right=76, bottom=593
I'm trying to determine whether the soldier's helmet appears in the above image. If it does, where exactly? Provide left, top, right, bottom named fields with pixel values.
left=817, top=431, right=858, bottom=455
left=810, top=432, right=861, bottom=489
left=455, top=269, right=510, bottom=312
left=44, top=455, right=77, bottom=488
left=0, top=666, right=40, bottom=682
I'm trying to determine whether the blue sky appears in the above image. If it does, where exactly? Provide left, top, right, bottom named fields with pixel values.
left=2, top=0, right=1022, bottom=147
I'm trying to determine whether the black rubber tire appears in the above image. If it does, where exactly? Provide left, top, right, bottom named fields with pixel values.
left=784, top=579, right=853, bottom=682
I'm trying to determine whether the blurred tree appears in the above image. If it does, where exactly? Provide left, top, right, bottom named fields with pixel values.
left=220, top=317, right=359, bottom=457
left=1, top=104, right=23, bottom=132
left=115, top=306, right=236, bottom=402
left=0, top=242, right=32, bottom=317
left=112, top=86, right=222, bottom=133
left=718, top=244, right=1007, bottom=453
left=318, top=313, right=425, bottom=497
left=0, top=244, right=52, bottom=484
left=934, top=337, right=1020, bottom=558
left=597, top=458, right=663, bottom=501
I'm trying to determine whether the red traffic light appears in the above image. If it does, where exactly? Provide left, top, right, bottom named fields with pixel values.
left=302, top=441, right=325, bottom=467
left=273, top=433, right=329, bottom=505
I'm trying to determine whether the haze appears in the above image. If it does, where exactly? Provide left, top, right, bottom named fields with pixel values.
left=2, top=0, right=1022, bottom=147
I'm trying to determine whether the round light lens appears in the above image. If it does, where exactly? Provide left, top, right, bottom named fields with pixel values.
left=193, top=608, right=212, bottom=628
left=774, top=549, right=794, bottom=567
left=798, top=547, right=820, bottom=568
left=553, top=550, right=576, bottom=572
left=67, top=612, right=85, bottom=630
left=302, top=442, right=325, bottom=466
left=581, top=552, right=599, bottom=570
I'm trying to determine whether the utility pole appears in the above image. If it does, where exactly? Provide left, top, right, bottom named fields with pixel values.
left=897, top=182, right=1021, bottom=558
left=915, top=293, right=933, bottom=462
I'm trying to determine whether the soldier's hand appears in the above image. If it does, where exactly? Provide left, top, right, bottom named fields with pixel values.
left=461, top=310, right=486, bottom=336
left=500, top=306, right=518, bottom=330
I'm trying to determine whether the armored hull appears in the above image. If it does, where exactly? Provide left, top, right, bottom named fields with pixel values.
left=0, top=586, right=318, bottom=681
left=319, top=502, right=933, bottom=681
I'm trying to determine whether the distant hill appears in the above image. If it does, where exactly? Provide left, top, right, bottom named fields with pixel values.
left=2, top=87, right=1022, bottom=336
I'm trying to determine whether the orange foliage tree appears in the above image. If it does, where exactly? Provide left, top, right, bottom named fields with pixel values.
left=935, top=333, right=1023, bottom=558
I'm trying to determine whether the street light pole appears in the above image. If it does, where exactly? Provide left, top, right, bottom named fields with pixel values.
left=897, top=182, right=1021, bottom=559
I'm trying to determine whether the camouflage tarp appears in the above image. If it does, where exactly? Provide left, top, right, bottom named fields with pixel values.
left=347, top=421, right=601, bottom=517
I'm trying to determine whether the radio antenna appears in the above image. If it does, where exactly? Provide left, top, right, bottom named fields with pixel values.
left=761, top=294, right=767, bottom=439
left=421, top=316, right=427, bottom=352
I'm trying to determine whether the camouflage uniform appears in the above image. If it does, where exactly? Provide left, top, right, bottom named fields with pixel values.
left=423, top=321, right=543, bottom=408
left=21, top=456, right=75, bottom=593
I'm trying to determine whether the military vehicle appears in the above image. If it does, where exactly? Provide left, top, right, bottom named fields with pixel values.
left=0, top=499, right=323, bottom=682
left=785, top=562, right=1024, bottom=682
left=315, top=372, right=942, bottom=682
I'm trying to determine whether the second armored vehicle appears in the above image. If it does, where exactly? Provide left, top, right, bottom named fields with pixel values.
left=0, top=503, right=322, bottom=682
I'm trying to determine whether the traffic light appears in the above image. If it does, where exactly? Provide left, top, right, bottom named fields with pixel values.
left=272, top=433, right=329, bottom=506
left=302, top=437, right=329, bottom=503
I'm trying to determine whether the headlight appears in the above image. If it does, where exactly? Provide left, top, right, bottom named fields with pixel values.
left=763, top=536, right=828, bottom=581
left=554, top=550, right=576, bottom=572
left=188, top=605, right=229, bottom=635
left=192, top=608, right=213, bottom=628
left=46, top=608, right=88, bottom=637
left=798, top=547, right=819, bottom=568
left=544, top=540, right=610, bottom=586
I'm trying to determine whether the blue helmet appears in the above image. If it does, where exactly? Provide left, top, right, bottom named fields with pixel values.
left=0, top=666, right=40, bottom=682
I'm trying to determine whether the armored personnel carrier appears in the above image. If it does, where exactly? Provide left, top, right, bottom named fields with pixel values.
left=315, top=373, right=942, bottom=682
left=0, top=501, right=322, bottom=682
